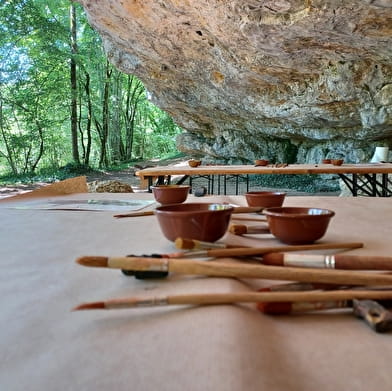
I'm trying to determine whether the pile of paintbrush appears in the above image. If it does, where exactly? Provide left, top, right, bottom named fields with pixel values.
left=73, top=238, right=392, bottom=332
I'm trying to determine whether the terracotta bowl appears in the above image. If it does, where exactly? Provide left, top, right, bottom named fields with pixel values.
left=245, top=191, right=286, bottom=208
left=331, top=159, right=344, bottom=166
left=263, top=207, right=335, bottom=245
left=151, top=185, right=190, bottom=205
left=255, top=159, right=269, bottom=166
left=188, top=159, right=202, bottom=167
left=155, top=203, right=234, bottom=242
left=322, top=159, right=331, bottom=164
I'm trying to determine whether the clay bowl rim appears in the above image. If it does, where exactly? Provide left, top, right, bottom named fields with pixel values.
left=155, top=203, right=234, bottom=242
left=245, top=191, right=286, bottom=197
left=254, top=159, right=269, bottom=166
left=155, top=202, right=234, bottom=215
left=151, top=184, right=191, bottom=190
left=151, top=184, right=190, bottom=205
left=331, top=159, right=344, bottom=166
left=263, top=206, right=335, bottom=219
left=188, top=159, right=202, bottom=167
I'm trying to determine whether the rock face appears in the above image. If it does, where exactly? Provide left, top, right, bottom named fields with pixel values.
left=78, top=0, right=392, bottom=163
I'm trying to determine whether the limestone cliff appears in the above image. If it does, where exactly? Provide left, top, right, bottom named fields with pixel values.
left=77, top=0, right=392, bottom=163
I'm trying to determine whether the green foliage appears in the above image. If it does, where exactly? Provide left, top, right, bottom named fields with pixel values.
left=0, top=0, right=182, bottom=176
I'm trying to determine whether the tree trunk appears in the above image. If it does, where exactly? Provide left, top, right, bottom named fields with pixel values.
left=80, top=70, right=92, bottom=166
left=99, top=60, right=112, bottom=168
left=0, top=98, right=18, bottom=174
left=70, top=2, right=80, bottom=166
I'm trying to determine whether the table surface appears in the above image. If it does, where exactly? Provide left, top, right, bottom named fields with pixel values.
left=1, top=193, right=392, bottom=391
left=135, top=162, right=392, bottom=177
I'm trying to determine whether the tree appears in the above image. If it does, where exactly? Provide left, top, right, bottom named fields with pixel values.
left=0, top=0, right=182, bottom=176
left=69, top=1, right=80, bottom=166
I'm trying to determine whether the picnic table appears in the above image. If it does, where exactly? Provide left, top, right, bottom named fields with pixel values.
left=136, top=162, right=392, bottom=196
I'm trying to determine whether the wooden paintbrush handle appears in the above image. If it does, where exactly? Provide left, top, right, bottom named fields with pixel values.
left=168, top=291, right=392, bottom=305
left=263, top=253, right=392, bottom=270
left=104, top=256, right=392, bottom=285
left=97, top=290, right=392, bottom=309
left=335, top=254, right=392, bottom=270
left=108, top=256, right=168, bottom=271
left=114, top=210, right=155, bottom=218
left=205, top=242, right=363, bottom=257
left=166, top=258, right=392, bottom=286
left=231, top=216, right=268, bottom=222
left=229, top=224, right=270, bottom=235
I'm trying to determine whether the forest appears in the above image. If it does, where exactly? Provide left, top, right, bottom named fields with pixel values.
left=0, top=0, right=182, bottom=178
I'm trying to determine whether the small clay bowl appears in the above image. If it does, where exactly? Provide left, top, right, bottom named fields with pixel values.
left=188, top=159, right=202, bottom=167
left=155, top=203, right=233, bottom=242
left=245, top=191, right=286, bottom=208
left=263, top=207, right=335, bottom=245
left=322, top=159, right=331, bottom=164
left=255, top=159, right=269, bottom=166
left=151, top=185, right=190, bottom=205
left=331, top=159, right=344, bottom=166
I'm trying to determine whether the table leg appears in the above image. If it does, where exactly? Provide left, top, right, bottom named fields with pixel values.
left=352, top=174, right=358, bottom=196
left=157, top=176, right=165, bottom=185
left=338, top=174, right=356, bottom=196
left=382, top=174, right=387, bottom=197
left=176, top=175, right=189, bottom=185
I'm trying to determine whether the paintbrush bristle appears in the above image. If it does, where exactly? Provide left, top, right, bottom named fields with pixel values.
left=72, top=302, right=106, bottom=311
left=76, top=256, right=109, bottom=267
left=229, top=224, right=247, bottom=235
left=175, top=237, right=195, bottom=249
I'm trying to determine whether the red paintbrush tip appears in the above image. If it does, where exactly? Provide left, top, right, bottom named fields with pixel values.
left=76, top=256, right=109, bottom=267
left=72, top=302, right=106, bottom=311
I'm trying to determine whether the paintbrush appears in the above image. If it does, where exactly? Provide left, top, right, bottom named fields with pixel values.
left=174, top=237, right=238, bottom=250
left=256, top=281, right=356, bottom=314
left=230, top=216, right=268, bottom=222
left=73, top=289, right=392, bottom=311
left=262, top=253, right=392, bottom=270
left=113, top=206, right=265, bottom=218
left=76, top=255, right=392, bottom=286
left=163, top=241, right=363, bottom=259
left=114, top=210, right=155, bottom=218
left=120, top=242, right=362, bottom=279
left=229, top=224, right=270, bottom=235
left=258, top=299, right=353, bottom=314
left=110, top=242, right=365, bottom=265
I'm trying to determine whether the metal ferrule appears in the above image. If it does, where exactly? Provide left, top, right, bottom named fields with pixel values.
left=283, top=254, right=336, bottom=269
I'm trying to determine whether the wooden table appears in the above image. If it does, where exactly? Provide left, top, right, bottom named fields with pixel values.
left=136, top=163, right=392, bottom=196
left=1, top=192, right=392, bottom=391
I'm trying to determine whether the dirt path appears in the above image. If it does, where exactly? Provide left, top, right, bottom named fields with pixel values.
left=0, top=156, right=188, bottom=198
